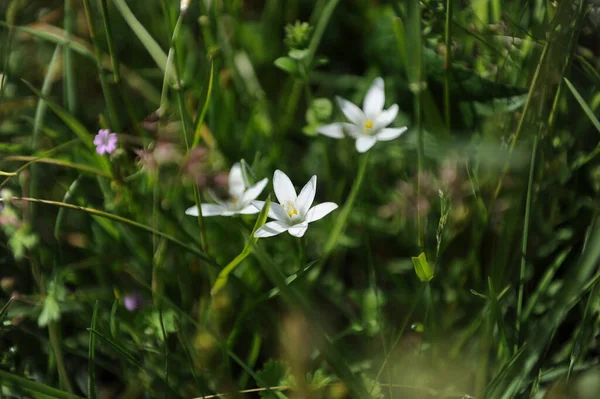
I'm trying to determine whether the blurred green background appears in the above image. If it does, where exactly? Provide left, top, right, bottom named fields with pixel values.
left=1, top=0, right=600, bottom=398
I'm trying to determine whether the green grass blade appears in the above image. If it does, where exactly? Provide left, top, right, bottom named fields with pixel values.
left=252, top=243, right=372, bottom=399
left=111, top=0, right=168, bottom=71
left=211, top=195, right=271, bottom=296
left=54, top=175, right=82, bottom=240
left=0, top=370, right=84, bottom=399
left=192, top=60, right=214, bottom=148
left=32, top=46, right=61, bottom=149
left=3, top=156, right=112, bottom=178
left=0, top=295, right=15, bottom=321
left=88, top=301, right=99, bottom=399
left=564, top=77, right=600, bottom=134
left=63, top=0, right=76, bottom=113
left=98, top=0, right=121, bottom=82
left=0, top=196, right=216, bottom=267
left=109, top=298, right=119, bottom=338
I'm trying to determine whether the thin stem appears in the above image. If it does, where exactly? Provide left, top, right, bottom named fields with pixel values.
left=323, top=152, right=370, bottom=256
left=81, top=0, right=121, bottom=131
left=516, top=134, right=538, bottom=348
left=416, top=89, right=424, bottom=249
left=443, top=0, right=453, bottom=132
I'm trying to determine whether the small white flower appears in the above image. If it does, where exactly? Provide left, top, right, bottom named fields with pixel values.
left=185, top=163, right=268, bottom=217
left=316, top=77, right=407, bottom=153
left=252, top=170, right=338, bottom=238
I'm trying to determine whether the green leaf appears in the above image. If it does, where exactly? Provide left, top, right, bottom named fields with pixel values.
left=256, top=360, right=289, bottom=398
left=564, top=77, right=600, bottom=134
left=38, top=296, right=61, bottom=327
left=288, top=48, right=310, bottom=60
left=211, top=196, right=271, bottom=296
left=412, top=252, right=434, bottom=282
left=274, top=57, right=298, bottom=75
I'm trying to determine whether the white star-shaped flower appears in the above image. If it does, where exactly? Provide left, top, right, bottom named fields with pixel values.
left=252, top=170, right=338, bottom=238
left=316, top=77, right=407, bottom=153
left=185, top=163, right=268, bottom=217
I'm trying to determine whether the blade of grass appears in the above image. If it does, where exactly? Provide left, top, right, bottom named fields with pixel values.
left=82, top=0, right=121, bottom=131
left=174, top=316, right=211, bottom=394
left=21, top=79, right=112, bottom=174
left=564, top=77, right=600, bottom=134
left=48, top=321, right=75, bottom=393
left=63, top=0, right=76, bottom=113
left=488, top=215, right=600, bottom=398
left=522, top=247, right=572, bottom=321
left=0, top=295, right=15, bottom=321
left=98, top=0, right=120, bottom=83
left=111, top=0, right=168, bottom=72
left=252, top=243, right=372, bottom=399
left=444, top=0, right=453, bottom=131
left=211, top=196, right=271, bottom=296
left=0, top=370, right=84, bottom=399
left=515, top=134, right=538, bottom=349
left=88, top=301, right=99, bottom=399
left=54, top=175, right=82, bottom=241
left=192, top=60, right=214, bottom=148
left=3, top=156, right=112, bottom=178
left=0, top=196, right=216, bottom=267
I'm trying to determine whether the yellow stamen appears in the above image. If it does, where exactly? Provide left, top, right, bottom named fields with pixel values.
left=364, top=120, right=374, bottom=130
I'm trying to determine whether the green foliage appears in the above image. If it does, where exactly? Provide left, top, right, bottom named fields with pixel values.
left=0, top=0, right=599, bottom=398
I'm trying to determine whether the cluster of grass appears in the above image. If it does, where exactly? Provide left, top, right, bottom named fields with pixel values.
left=1, top=0, right=600, bottom=398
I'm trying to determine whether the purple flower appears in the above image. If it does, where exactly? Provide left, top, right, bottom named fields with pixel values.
left=93, top=129, right=118, bottom=155
left=123, top=294, right=144, bottom=312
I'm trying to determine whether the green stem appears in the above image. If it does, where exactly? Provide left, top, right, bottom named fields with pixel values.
left=416, top=89, right=424, bottom=249
left=516, top=134, right=538, bottom=349
left=81, top=0, right=121, bottom=131
left=49, top=321, right=75, bottom=393
left=63, top=0, right=76, bottom=113
left=323, top=152, right=370, bottom=256
left=443, top=0, right=453, bottom=132
left=98, top=0, right=121, bottom=83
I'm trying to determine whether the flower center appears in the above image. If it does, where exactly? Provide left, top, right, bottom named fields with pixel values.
left=364, top=120, right=374, bottom=132
left=284, top=201, right=298, bottom=218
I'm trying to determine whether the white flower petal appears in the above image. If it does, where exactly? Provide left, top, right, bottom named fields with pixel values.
left=273, top=170, right=297, bottom=205
left=343, top=123, right=363, bottom=138
left=316, top=123, right=344, bottom=139
left=355, top=136, right=378, bottom=153
left=228, top=163, right=246, bottom=198
left=374, top=104, right=399, bottom=130
left=288, top=222, right=309, bottom=237
left=363, top=77, right=385, bottom=119
left=252, top=200, right=289, bottom=221
left=306, top=202, right=338, bottom=222
left=254, top=221, right=290, bottom=238
left=241, top=178, right=269, bottom=204
left=185, top=204, right=227, bottom=217
left=336, top=96, right=365, bottom=126
left=238, top=205, right=260, bottom=214
left=297, top=175, right=316, bottom=216
left=376, top=127, right=408, bottom=141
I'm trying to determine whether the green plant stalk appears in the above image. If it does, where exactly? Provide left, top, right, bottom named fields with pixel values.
left=192, top=61, right=214, bottom=148
left=31, top=46, right=62, bottom=223
left=443, top=0, right=453, bottom=132
left=48, top=321, right=75, bottom=393
left=98, top=0, right=121, bottom=83
left=0, top=196, right=216, bottom=266
left=416, top=91, right=424, bottom=249
left=63, top=0, right=76, bottom=113
left=323, top=152, right=370, bottom=255
left=282, top=0, right=340, bottom=132
left=88, top=302, right=99, bottom=399
left=515, top=134, right=538, bottom=349
left=82, top=0, right=121, bottom=131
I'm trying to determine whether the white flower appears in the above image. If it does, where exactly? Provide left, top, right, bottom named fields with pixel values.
left=316, top=77, right=407, bottom=153
left=185, top=163, right=268, bottom=217
left=252, top=170, right=338, bottom=238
